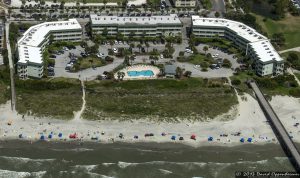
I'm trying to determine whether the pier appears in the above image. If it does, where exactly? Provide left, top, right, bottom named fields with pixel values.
left=249, top=81, right=300, bottom=172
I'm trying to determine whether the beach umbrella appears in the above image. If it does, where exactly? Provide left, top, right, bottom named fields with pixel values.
left=190, top=134, right=196, bottom=140
left=171, top=135, right=176, bottom=140
left=247, top=138, right=252, bottom=143
left=40, top=135, right=45, bottom=140
left=48, top=134, right=53, bottom=139
left=58, top=133, right=63, bottom=138
left=134, top=135, right=138, bottom=139
left=240, top=138, right=245, bottom=143
left=208, top=136, right=213, bottom=141
left=19, top=134, right=23, bottom=139
left=119, top=133, right=124, bottom=139
left=161, top=132, right=166, bottom=136
left=179, top=136, right=184, bottom=141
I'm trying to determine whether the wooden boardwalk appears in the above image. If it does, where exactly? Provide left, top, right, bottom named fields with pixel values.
left=249, top=81, right=300, bottom=172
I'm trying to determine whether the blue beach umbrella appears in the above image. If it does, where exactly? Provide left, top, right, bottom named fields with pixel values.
left=40, top=135, right=45, bottom=140
left=48, top=134, right=53, bottom=139
left=171, top=135, right=176, bottom=140
left=240, top=138, right=245, bottom=143
left=208, top=136, right=213, bottom=141
left=58, top=133, right=63, bottom=138
left=247, top=138, right=252, bottom=143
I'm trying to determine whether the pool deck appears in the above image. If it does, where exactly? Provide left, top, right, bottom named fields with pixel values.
left=114, top=65, right=160, bottom=80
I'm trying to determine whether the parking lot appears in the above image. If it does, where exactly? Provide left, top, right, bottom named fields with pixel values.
left=47, top=36, right=241, bottom=80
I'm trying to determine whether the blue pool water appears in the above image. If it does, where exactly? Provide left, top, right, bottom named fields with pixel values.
left=127, top=70, right=154, bottom=77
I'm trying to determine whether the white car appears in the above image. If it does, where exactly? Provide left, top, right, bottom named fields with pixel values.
left=113, top=48, right=118, bottom=53
left=97, top=53, right=105, bottom=58
left=160, top=54, right=164, bottom=59
left=114, top=40, right=118, bottom=45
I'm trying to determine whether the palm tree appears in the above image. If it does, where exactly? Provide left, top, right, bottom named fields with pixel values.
left=145, top=42, right=149, bottom=52
left=203, top=46, right=208, bottom=55
left=137, top=44, right=142, bottom=53
left=103, top=0, right=107, bottom=10
left=130, top=55, right=135, bottom=65
left=109, top=40, right=114, bottom=49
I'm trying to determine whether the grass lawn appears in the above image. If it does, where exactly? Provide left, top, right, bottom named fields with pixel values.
left=16, top=78, right=82, bottom=119
left=254, top=14, right=300, bottom=50
left=83, top=78, right=238, bottom=122
left=189, top=54, right=213, bottom=65
left=79, top=56, right=105, bottom=69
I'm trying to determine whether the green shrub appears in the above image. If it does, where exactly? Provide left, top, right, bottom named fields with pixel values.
left=289, top=88, right=300, bottom=97
left=231, top=79, right=241, bottom=85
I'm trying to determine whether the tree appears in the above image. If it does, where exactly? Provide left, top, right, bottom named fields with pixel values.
left=222, top=58, right=232, bottom=68
left=103, top=0, right=107, bottom=10
left=231, top=79, right=241, bottom=85
left=130, top=55, right=135, bottom=65
left=175, top=67, right=183, bottom=79
left=215, top=11, right=220, bottom=18
left=145, top=42, right=149, bottom=52
left=137, top=44, right=142, bottom=53
left=183, top=71, right=192, bottom=78
left=102, top=28, right=108, bottom=36
left=203, top=46, right=208, bottom=54
left=109, top=40, right=114, bottom=49
left=91, top=44, right=99, bottom=54
left=272, top=33, right=285, bottom=47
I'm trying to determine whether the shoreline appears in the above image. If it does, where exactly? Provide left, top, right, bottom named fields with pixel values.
left=0, top=94, right=299, bottom=148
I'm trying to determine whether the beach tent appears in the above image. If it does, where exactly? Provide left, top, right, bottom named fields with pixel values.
left=179, top=137, right=184, bottom=141
left=171, top=135, right=176, bottom=140
left=48, top=134, right=53, bottom=139
left=58, top=133, right=63, bottom=138
left=240, top=138, right=244, bottom=143
left=247, top=138, right=252, bottom=143
left=161, top=132, right=166, bottom=136
left=190, top=134, right=196, bottom=140
left=40, top=135, right=45, bottom=140
left=134, top=135, right=138, bottom=139
left=69, top=133, right=77, bottom=139
left=149, top=133, right=154, bottom=136
left=208, top=136, right=213, bottom=141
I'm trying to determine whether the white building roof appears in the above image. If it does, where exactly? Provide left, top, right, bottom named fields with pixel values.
left=18, top=19, right=82, bottom=64
left=90, top=14, right=181, bottom=26
left=250, top=40, right=282, bottom=62
left=191, top=16, right=282, bottom=63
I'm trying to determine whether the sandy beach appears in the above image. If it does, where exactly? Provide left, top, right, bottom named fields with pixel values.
left=0, top=93, right=299, bottom=147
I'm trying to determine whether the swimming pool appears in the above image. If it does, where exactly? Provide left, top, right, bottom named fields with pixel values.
left=127, top=70, right=154, bottom=77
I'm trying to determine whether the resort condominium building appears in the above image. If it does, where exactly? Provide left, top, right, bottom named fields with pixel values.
left=89, top=14, right=182, bottom=37
left=191, top=16, right=284, bottom=76
left=17, top=19, right=82, bottom=79
left=174, top=0, right=196, bottom=7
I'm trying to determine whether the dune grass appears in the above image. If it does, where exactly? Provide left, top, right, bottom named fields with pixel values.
left=16, top=78, right=82, bottom=119
left=83, top=78, right=238, bottom=121
left=0, top=66, right=10, bottom=104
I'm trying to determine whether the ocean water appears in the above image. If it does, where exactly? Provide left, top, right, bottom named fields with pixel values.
left=0, top=141, right=295, bottom=178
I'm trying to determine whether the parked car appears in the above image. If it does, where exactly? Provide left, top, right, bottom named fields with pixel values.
left=113, top=48, right=118, bottom=53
